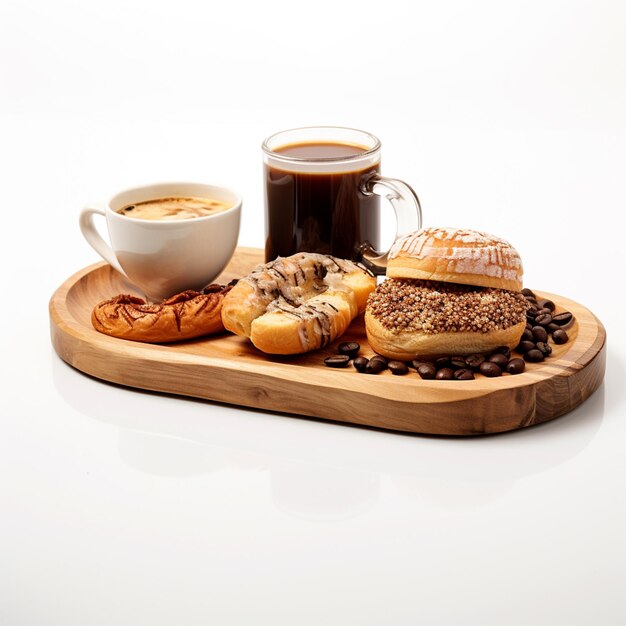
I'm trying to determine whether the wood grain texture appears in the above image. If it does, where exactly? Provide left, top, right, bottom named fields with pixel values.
left=49, top=247, right=606, bottom=435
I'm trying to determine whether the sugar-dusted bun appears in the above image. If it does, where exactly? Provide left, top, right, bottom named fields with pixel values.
left=388, top=227, right=523, bottom=291
left=91, top=283, right=233, bottom=343
left=365, top=279, right=528, bottom=360
left=221, top=253, right=376, bottom=355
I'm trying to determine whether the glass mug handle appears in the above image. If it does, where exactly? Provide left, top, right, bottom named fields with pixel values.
left=358, top=175, right=422, bottom=275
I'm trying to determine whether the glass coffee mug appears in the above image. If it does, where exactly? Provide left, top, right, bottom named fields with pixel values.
left=262, top=126, right=422, bottom=274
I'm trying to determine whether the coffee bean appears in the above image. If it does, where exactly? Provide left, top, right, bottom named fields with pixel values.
left=521, top=329, right=534, bottom=342
left=552, top=312, right=574, bottom=327
left=480, top=361, right=502, bottom=377
left=526, top=305, right=538, bottom=319
left=553, top=329, right=569, bottom=344
left=369, top=355, right=388, bottom=370
left=522, top=288, right=536, bottom=299
left=388, top=361, right=409, bottom=375
left=366, top=358, right=386, bottom=374
left=507, top=358, right=525, bottom=375
left=338, top=342, right=360, bottom=358
left=535, top=307, right=552, bottom=316
left=411, top=359, right=427, bottom=370
left=525, top=322, right=534, bottom=332
left=517, top=340, right=537, bottom=354
left=324, top=355, right=350, bottom=368
left=454, top=368, right=475, bottom=380
left=523, top=349, right=544, bottom=363
left=537, top=298, right=555, bottom=312
left=532, top=326, right=548, bottom=343
left=465, top=354, right=486, bottom=370
left=353, top=356, right=369, bottom=373
left=417, top=363, right=437, bottom=379
left=535, top=313, right=553, bottom=326
left=435, top=367, right=455, bottom=380
left=536, top=341, right=552, bottom=356
left=450, top=356, right=467, bottom=370
left=434, top=356, right=451, bottom=369
left=488, top=353, right=509, bottom=371
left=547, top=323, right=560, bottom=334
left=492, top=346, right=512, bottom=359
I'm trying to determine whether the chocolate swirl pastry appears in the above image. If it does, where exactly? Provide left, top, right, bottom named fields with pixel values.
left=221, top=252, right=376, bottom=354
left=91, top=283, right=234, bottom=343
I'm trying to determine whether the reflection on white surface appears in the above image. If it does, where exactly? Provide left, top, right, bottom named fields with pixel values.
left=52, top=353, right=605, bottom=519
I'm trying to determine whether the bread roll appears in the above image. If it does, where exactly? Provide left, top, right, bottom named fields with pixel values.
left=221, top=253, right=376, bottom=354
left=388, top=227, right=523, bottom=291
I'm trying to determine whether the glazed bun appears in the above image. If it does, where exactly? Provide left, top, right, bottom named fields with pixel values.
left=387, top=227, right=523, bottom=292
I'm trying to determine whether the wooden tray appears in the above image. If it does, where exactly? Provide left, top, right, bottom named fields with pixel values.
left=49, top=247, right=606, bottom=435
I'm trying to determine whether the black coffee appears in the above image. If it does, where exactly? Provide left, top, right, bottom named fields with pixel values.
left=264, top=141, right=381, bottom=262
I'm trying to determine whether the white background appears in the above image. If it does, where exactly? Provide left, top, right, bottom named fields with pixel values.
left=1, top=1, right=625, bottom=624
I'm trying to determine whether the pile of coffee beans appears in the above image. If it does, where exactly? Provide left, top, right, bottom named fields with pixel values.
left=519, top=288, right=573, bottom=362
left=323, top=289, right=575, bottom=379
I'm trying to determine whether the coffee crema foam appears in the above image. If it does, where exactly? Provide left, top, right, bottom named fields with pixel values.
left=118, top=196, right=231, bottom=221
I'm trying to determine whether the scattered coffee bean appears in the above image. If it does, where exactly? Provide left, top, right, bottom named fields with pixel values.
left=535, top=312, right=553, bottom=326
left=434, top=356, right=451, bottom=369
left=488, top=353, right=509, bottom=371
left=450, top=356, right=467, bottom=369
left=388, top=361, right=409, bottom=375
left=524, top=349, right=544, bottom=363
left=417, top=363, right=437, bottom=379
left=480, top=361, right=502, bottom=377
left=552, top=311, right=574, bottom=327
left=532, top=326, right=548, bottom=343
left=536, top=341, right=552, bottom=356
left=338, top=342, right=360, bottom=358
left=366, top=358, right=386, bottom=374
left=507, top=358, right=525, bottom=375
left=411, top=359, right=427, bottom=370
left=537, top=298, right=555, bottom=311
left=492, top=346, right=512, bottom=359
left=324, top=355, right=350, bottom=368
left=517, top=340, right=536, bottom=354
left=522, top=288, right=536, bottom=298
left=526, top=305, right=538, bottom=319
left=535, top=307, right=552, bottom=317
left=435, top=367, right=455, bottom=380
left=547, top=323, right=561, bottom=334
left=521, top=328, right=534, bottom=342
left=353, top=356, right=369, bottom=373
left=369, top=355, right=388, bottom=370
left=465, top=354, right=486, bottom=370
left=553, top=329, right=569, bottom=344
left=454, top=368, right=475, bottom=380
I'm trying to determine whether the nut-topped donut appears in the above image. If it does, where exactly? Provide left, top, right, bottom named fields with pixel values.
left=221, top=253, right=376, bottom=354
left=366, top=227, right=528, bottom=360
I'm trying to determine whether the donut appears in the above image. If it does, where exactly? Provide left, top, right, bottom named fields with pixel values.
left=221, top=253, right=376, bottom=354
left=387, top=226, right=524, bottom=291
left=365, top=227, right=528, bottom=360
left=91, top=283, right=233, bottom=343
left=365, top=279, right=528, bottom=360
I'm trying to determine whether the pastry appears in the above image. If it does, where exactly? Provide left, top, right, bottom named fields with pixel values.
left=365, top=227, right=528, bottom=360
left=221, top=253, right=376, bottom=354
left=91, top=283, right=233, bottom=343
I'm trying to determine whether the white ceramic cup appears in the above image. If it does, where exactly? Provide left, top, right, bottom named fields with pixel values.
left=79, top=182, right=242, bottom=302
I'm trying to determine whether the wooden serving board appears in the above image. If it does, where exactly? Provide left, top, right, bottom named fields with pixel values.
left=49, top=247, right=606, bottom=435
